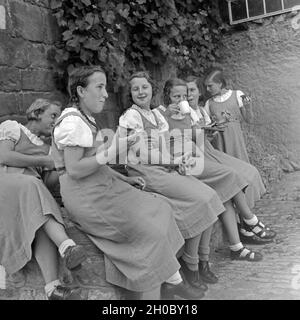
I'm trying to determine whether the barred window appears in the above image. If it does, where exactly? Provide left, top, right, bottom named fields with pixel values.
left=227, top=0, right=300, bottom=24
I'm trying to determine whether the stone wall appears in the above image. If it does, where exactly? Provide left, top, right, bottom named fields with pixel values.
left=0, top=0, right=66, bottom=122
left=220, top=14, right=300, bottom=187
left=0, top=0, right=124, bottom=129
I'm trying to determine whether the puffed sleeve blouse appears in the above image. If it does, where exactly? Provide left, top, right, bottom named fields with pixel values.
left=53, top=108, right=94, bottom=150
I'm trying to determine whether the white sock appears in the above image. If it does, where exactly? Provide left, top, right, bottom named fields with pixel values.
left=229, top=242, right=243, bottom=251
left=0, top=265, right=6, bottom=289
left=240, top=228, right=254, bottom=236
left=45, top=279, right=61, bottom=297
left=165, top=271, right=183, bottom=285
left=58, top=239, right=76, bottom=258
left=244, top=215, right=258, bottom=226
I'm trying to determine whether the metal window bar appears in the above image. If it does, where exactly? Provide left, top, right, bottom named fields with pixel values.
left=262, top=0, right=266, bottom=15
left=245, top=0, right=249, bottom=18
left=228, top=0, right=300, bottom=24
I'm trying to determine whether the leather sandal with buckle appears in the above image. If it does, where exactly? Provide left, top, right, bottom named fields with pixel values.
left=238, top=223, right=273, bottom=245
left=243, top=220, right=276, bottom=241
left=230, top=247, right=263, bottom=262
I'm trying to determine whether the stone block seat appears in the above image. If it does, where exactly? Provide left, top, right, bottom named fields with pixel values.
left=0, top=116, right=226, bottom=300
left=0, top=198, right=225, bottom=300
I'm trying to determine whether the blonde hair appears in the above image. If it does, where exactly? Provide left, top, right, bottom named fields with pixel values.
left=26, top=98, right=62, bottom=121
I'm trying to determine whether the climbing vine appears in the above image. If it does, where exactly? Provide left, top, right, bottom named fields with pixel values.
left=50, top=0, right=227, bottom=92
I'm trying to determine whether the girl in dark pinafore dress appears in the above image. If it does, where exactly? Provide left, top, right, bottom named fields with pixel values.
left=119, top=72, right=262, bottom=290
left=185, top=75, right=275, bottom=245
left=0, top=99, right=87, bottom=300
left=51, top=65, right=204, bottom=300
left=203, top=68, right=252, bottom=163
left=154, top=78, right=276, bottom=279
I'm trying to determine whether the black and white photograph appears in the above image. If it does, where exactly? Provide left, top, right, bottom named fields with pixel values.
left=1, top=0, right=300, bottom=306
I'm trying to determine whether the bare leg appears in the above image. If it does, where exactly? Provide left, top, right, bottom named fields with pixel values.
left=221, top=202, right=263, bottom=262
left=42, top=217, right=69, bottom=247
left=141, top=287, right=161, bottom=300
left=219, top=201, right=240, bottom=245
left=33, top=228, right=59, bottom=284
left=42, top=217, right=86, bottom=272
left=233, top=192, right=253, bottom=220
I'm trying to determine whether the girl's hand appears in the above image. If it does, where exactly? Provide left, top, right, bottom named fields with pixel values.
left=173, top=152, right=193, bottom=165
left=241, top=95, right=251, bottom=108
left=43, top=155, right=55, bottom=170
left=112, top=130, right=140, bottom=152
left=127, top=176, right=146, bottom=190
left=166, top=103, right=180, bottom=116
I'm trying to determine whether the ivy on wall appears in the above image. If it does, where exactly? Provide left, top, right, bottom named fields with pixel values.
left=50, top=0, right=227, bottom=92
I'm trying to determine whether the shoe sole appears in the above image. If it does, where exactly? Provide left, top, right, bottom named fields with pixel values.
left=230, top=255, right=263, bottom=262
left=239, top=233, right=274, bottom=245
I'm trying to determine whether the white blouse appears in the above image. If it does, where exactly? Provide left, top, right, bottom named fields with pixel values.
left=0, top=120, right=44, bottom=146
left=53, top=108, right=94, bottom=150
left=194, top=107, right=212, bottom=126
left=204, top=89, right=245, bottom=116
left=157, top=106, right=211, bottom=130
left=119, top=105, right=169, bottom=133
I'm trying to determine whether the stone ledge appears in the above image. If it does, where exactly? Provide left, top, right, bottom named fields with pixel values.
left=0, top=213, right=127, bottom=300
left=0, top=204, right=225, bottom=300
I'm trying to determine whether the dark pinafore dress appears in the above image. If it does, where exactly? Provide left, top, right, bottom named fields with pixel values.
left=0, top=121, right=63, bottom=274
left=125, top=106, right=225, bottom=239
left=51, top=109, right=184, bottom=292
left=173, top=106, right=265, bottom=208
left=203, top=140, right=265, bottom=209
left=160, top=111, right=249, bottom=204
left=208, top=91, right=250, bottom=163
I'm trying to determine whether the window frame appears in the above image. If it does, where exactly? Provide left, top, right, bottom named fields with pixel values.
left=227, top=0, right=300, bottom=25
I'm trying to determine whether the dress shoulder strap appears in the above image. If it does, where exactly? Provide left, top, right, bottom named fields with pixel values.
left=54, top=111, right=90, bottom=128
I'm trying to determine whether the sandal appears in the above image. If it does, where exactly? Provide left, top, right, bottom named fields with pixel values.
left=238, top=223, right=274, bottom=244
left=230, top=247, right=263, bottom=262
left=243, top=220, right=276, bottom=240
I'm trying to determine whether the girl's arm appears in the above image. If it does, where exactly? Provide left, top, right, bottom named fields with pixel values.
left=140, top=133, right=173, bottom=165
left=64, top=146, right=102, bottom=179
left=238, top=92, right=253, bottom=123
left=0, top=140, right=54, bottom=169
left=63, top=132, right=138, bottom=179
left=118, top=126, right=173, bottom=165
left=240, top=105, right=253, bottom=123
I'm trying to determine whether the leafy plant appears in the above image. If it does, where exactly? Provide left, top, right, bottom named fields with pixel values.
left=50, top=0, right=227, bottom=93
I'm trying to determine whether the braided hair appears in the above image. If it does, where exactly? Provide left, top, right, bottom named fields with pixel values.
left=67, top=65, right=106, bottom=105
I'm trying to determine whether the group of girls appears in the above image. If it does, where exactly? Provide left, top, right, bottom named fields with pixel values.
left=0, top=65, right=276, bottom=300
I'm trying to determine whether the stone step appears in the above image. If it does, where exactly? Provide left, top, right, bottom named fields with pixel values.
left=0, top=207, right=225, bottom=300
